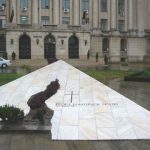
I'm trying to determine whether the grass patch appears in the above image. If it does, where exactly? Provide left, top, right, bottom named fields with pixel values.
left=0, top=73, right=25, bottom=86
left=81, top=69, right=133, bottom=82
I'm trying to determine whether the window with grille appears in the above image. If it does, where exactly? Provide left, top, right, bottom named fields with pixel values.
left=101, top=0, right=107, bottom=12
left=0, top=0, right=5, bottom=6
left=118, top=0, right=125, bottom=16
left=63, top=0, right=70, bottom=9
left=0, top=36, right=6, bottom=52
left=82, top=0, right=89, bottom=11
left=120, top=39, right=127, bottom=51
left=118, top=20, right=125, bottom=32
left=101, top=19, right=108, bottom=31
left=102, top=38, right=109, bottom=51
left=20, top=0, right=28, bottom=8
left=41, top=0, right=49, bottom=9
left=62, top=17, right=70, bottom=25
left=20, top=16, right=28, bottom=24
left=0, top=19, right=6, bottom=28
left=41, top=16, right=50, bottom=25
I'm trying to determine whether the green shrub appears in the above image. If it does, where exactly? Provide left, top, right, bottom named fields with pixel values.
left=35, top=108, right=46, bottom=124
left=143, top=70, right=150, bottom=78
left=124, top=70, right=150, bottom=82
left=0, top=105, right=24, bottom=123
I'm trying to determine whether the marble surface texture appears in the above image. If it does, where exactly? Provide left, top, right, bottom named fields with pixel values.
left=0, top=60, right=150, bottom=140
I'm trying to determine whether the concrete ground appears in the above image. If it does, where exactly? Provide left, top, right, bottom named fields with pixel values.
left=11, top=58, right=150, bottom=71
left=0, top=133, right=150, bottom=150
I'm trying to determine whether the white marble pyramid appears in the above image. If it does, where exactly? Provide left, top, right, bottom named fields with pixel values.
left=0, top=60, right=150, bottom=140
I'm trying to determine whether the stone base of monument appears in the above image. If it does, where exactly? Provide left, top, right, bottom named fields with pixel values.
left=0, top=104, right=53, bottom=137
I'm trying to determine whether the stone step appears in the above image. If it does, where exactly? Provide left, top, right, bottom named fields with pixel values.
left=11, top=59, right=48, bottom=68
left=11, top=58, right=105, bottom=68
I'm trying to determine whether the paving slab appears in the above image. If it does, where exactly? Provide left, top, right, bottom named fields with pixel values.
left=0, top=60, right=150, bottom=140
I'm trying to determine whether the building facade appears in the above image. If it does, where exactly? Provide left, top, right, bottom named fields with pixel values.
left=0, top=0, right=150, bottom=62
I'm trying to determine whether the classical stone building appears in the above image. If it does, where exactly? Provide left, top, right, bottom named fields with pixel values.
left=0, top=0, right=150, bottom=62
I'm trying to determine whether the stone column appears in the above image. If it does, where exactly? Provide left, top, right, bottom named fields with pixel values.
left=125, top=0, right=128, bottom=31
left=59, top=0, right=62, bottom=24
left=49, top=0, right=52, bottom=24
left=70, top=0, right=73, bottom=25
left=89, top=0, right=93, bottom=25
left=53, top=0, right=59, bottom=25
left=132, top=0, right=137, bottom=30
left=32, top=0, right=38, bottom=25
left=107, top=0, right=111, bottom=30
left=93, top=0, right=98, bottom=28
left=137, top=0, right=144, bottom=31
left=148, top=0, right=150, bottom=28
left=10, top=0, right=17, bottom=23
left=16, top=0, right=20, bottom=24
left=111, top=0, right=117, bottom=30
left=128, top=0, right=133, bottom=29
left=73, top=0, right=79, bottom=25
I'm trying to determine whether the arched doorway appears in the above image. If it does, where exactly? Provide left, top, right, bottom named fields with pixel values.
left=0, top=36, right=6, bottom=57
left=69, top=35, right=79, bottom=58
left=120, top=39, right=127, bottom=51
left=102, top=38, right=109, bottom=52
left=19, top=35, right=31, bottom=59
left=44, top=35, right=56, bottom=58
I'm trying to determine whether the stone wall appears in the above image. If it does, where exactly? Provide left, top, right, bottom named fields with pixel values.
left=6, top=30, right=90, bottom=60
left=90, top=36, right=146, bottom=63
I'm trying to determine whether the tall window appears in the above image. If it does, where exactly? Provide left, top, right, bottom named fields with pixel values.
left=62, top=17, right=70, bottom=25
left=120, top=39, right=127, bottom=51
left=41, top=16, right=50, bottom=25
left=20, top=0, right=28, bottom=8
left=102, top=38, right=109, bottom=52
left=82, top=0, right=89, bottom=11
left=0, top=36, right=6, bottom=52
left=118, top=0, right=125, bottom=16
left=101, top=19, right=108, bottom=31
left=118, top=20, right=125, bottom=32
left=0, top=19, right=6, bottom=28
left=20, top=16, right=28, bottom=24
left=41, top=0, right=49, bottom=9
left=0, top=0, right=5, bottom=6
left=63, top=0, right=70, bottom=9
left=101, top=0, right=107, bottom=12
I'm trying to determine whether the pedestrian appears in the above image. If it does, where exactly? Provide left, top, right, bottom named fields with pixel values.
left=96, top=52, right=99, bottom=62
left=104, top=54, right=108, bottom=65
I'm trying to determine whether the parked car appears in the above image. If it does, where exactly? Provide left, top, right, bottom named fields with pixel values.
left=0, top=57, right=11, bottom=68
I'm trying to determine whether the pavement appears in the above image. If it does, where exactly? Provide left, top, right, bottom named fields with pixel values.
left=0, top=133, right=150, bottom=150
left=11, top=58, right=104, bottom=69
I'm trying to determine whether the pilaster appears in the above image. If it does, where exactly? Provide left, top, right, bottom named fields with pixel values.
left=111, top=0, right=117, bottom=30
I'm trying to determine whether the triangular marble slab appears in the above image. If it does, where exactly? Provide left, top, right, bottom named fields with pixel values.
left=0, top=60, right=150, bottom=140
